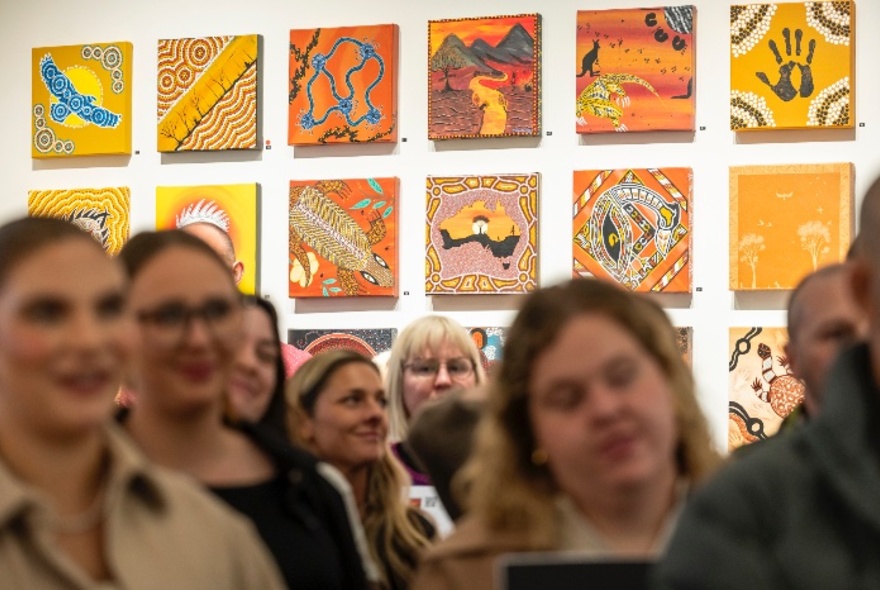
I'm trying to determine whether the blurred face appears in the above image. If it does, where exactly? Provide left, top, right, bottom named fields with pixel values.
left=786, top=269, right=868, bottom=414
left=128, top=246, right=242, bottom=415
left=300, top=362, right=387, bottom=475
left=0, top=239, right=131, bottom=440
left=529, top=314, right=678, bottom=501
left=402, top=339, right=476, bottom=418
left=228, top=305, right=279, bottom=423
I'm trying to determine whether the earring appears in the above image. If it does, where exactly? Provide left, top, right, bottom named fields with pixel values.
left=531, top=448, right=548, bottom=466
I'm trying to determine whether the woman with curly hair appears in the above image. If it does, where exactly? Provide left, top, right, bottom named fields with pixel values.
left=412, top=278, right=722, bottom=590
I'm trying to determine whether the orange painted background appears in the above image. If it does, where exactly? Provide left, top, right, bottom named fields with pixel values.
left=289, top=25, right=398, bottom=144
left=576, top=8, right=694, bottom=133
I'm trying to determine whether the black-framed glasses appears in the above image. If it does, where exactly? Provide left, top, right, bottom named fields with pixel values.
left=136, top=297, right=242, bottom=346
left=404, top=357, right=475, bottom=380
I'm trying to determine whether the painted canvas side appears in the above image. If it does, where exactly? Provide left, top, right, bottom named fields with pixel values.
left=289, top=24, right=398, bottom=144
left=157, top=35, right=259, bottom=152
left=32, top=41, right=132, bottom=157
left=28, top=187, right=130, bottom=254
left=576, top=6, right=695, bottom=133
left=428, top=14, right=541, bottom=140
left=288, top=178, right=398, bottom=298
left=573, top=167, right=692, bottom=292
left=426, top=174, right=538, bottom=294
left=156, top=184, right=259, bottom=294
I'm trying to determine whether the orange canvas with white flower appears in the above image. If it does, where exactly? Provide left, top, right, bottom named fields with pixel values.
left=729, top=163, right=852, bottom=291
left=288, top=178, right=398, bottom=298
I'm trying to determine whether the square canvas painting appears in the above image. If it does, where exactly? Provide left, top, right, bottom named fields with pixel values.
left=289, top=24, right=398, bottom=145
left=729, top=326, right=805, bottom=450
left=730, top=163, right=852, bottom=290
left=467, top=326, right=506, bottom=374
left=426, top=174, right=539, bottom=294
left=576, top=6, right=695, bottom=133
left=288, top=328, right=397, bottom=358
left=428, top=14, right=541, bottom=139
left=32, top=42, right=132, bottom=157
left=573, top=168, right=692, bottom=292
left=28, top=187, right=130, bottom=254
left=289, top=178, right=398, bottom=298
left=156, top=184, right=259, bottom=294
left=158, top=35, right=259, bottom=152
left=730, top=2, right=853, bottom=130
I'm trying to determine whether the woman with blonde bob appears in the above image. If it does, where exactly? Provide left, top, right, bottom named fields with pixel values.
left=385, top=315, right=486, bottom=485
left=412, top=278, right=721, bottom=590
left=287, top=349, right=436, bottom=590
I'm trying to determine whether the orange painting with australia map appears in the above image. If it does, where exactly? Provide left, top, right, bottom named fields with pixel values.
left=576, top=7, right=695, bottom=133
left=429, top=14, right=541, bottom=140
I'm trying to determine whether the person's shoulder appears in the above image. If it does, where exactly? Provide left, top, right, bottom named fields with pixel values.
left=281, top=342, right=312, bottom=377
left=421, top=514, right=528, bottom=562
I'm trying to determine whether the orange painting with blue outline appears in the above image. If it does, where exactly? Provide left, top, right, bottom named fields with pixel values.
left=576, top=7, right=695, bottom=133
left=289, top=178, right=398, bottom=298
left=289, top=25, right=398, bottom=145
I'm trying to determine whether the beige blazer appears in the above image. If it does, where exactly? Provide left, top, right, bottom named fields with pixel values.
left=0, top=424, right=285, bottom=590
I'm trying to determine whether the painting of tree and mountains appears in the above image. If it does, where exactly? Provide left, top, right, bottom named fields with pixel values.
left=729, top=163, right=853, bottom=291
left=428, top=14, right=541, bottom=140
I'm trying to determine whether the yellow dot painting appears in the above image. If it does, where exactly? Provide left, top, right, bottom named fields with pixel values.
left=28, top=187, right=130, bottom=254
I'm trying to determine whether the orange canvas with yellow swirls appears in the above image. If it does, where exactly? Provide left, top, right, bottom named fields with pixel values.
left=729, top=327, right=805, bottom=450
left=288, top=178, right=398, bottom=298
left=28, top=187, right=130, bottom=254
left=426, top=174, right=538, bottom=294
left=573, top=168, right=692, bottom=293
left=429, top=14, right=541, bottom=139
left=730, top=2, right=853, bottom=130
left=729, top=163, right=852, bottom=291
left=157, top=35, right=259, bottom=152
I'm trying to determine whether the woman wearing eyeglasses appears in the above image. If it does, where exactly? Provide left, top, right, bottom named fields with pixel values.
left=287, top=349, right=436, bottom=590
left=384, top=316, right=486, bottom=486
left=0, top=218, right=283, bottom=588
left=119, top=230, right=370, bottom=590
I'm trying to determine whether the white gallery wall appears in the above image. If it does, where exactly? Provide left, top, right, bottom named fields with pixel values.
left=1, top=0, right=879, bottom=450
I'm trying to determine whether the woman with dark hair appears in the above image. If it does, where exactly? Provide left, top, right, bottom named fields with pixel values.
left=118, top=229, right=370, bottom=590
left=227, top=296, right=288, bottom=439
left=288, top=349, right=436, bottom=590
left=0, top=217, right=283, bottom=588
left=413, top=278, right=722, bottom=590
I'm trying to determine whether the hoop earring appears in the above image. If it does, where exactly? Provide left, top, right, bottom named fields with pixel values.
left=531, top=448, right=548, bottom=466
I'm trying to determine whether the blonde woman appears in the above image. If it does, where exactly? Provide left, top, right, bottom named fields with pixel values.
left=288, top=350, right=436, bottom=590
left=385, top=315, right=486, bottom=485
left=412, top=278, right=722, bottom=590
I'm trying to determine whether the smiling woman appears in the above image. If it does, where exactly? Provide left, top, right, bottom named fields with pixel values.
left=288, top=349, right=437, bottom=590
left=411, top=278, right=722, bottom=590
left=119, top=229, right=370, bottom=590
left=0, top=217, right=284, bottom=589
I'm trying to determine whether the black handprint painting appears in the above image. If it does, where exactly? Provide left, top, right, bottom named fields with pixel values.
left=730, top=1, right=853, bottom=131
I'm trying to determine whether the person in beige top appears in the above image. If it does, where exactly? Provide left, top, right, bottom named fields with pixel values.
left=412, top=278, right=722, bottom=590
left=0, top=217, right=284, bottom=589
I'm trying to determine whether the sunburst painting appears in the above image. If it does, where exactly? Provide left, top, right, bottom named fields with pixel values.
left=28, top=187, right=130, bottom=254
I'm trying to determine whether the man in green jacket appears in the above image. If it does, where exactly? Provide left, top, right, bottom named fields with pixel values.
left=654, top=175, right=880, bottom=589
